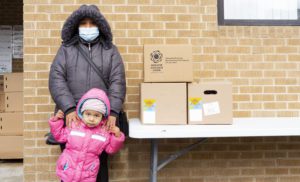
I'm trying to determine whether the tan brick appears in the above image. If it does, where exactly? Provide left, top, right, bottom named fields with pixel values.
left=140, top=38, right=164, bottom=44
left=114, top=6, right=138, bottom=13
left=264, top=103, right=287, bottom=109
left=128, top=30, right=151, bottom=37
left=153, top=14, right=176, bottom=21
left=276, top=95, right=298, bottom=101
left=37, top=5, right=62, bottom=13
left=252, top=95, right=274, bottom=101
left=128, top=14, right=151, bottom=21
left=252, top=63, right=274, bottom=69
left=240, top=86, right=262, bottom=93
left=233, top=95, right=250, bottom=102
left=275, top=78, right=297, bottom=85
left=166, top=22, right=189, bottom=29
left=178, top=30, right=201, bottom=37
left=37, top=22, right=62, bottom=29
left=189, top=23, right=205, bottom=30
left=203, top=47, right=226, bottom=54
left=139, top=6, right=163, bottom=13
left=276, top=47, right=298, bottom=53
left=25, top=0, right=49, bottom=3
left=166, top=38, right=189, bottom=44
left=265, top=168, right=289, bottom=175
left=105, top=14, right=126, bottom=21
left=128, top=0, right=150, bottom=4
left=253, top=111, right=276, bottom=117
left=252, top=47, right=274, bottom=54
left=264, top=71, right=286, bottom=78
left=102, top=0, right=126, bottom=4
left=216, top=71, right=238, bottom=77
left=263, top=39, right=285, bottom=45
left=239, top=103, right=262, bottom=110
left=239, top=39, right=262, bottom=46
left=115, top=22, right=138, bottom=29
left=50, top=14, right=69, bottom=21
left=216, top=55, right=239, bottom=62
left=233, top=111, right=251, bottom=117
left=24, top=63, right=49, bottom=71
left=164, top=6, right=187, bottom=13
left=24, top=14, right=49, bottom=21
left=153, top=30, right=177, bottom=37
left=251, top=79, right=273, bottom=85
left=62, top=5, right=81, bottom=13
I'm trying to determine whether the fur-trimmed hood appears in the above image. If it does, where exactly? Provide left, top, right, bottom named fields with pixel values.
left=61, top=4, right=112, bottom=48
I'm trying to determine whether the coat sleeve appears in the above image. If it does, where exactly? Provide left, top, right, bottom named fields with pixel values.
left=48, top=117, right=69, bottom=143
left=49, top=46, right=76, bottom=113
left=105, top=132, right=125, bottom=154
left=108, top=45, right=126, bottom=117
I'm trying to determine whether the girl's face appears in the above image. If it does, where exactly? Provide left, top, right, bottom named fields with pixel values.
left=79, top=18, right=97, bottom=28
left=82, top=110, right=103, bottom=127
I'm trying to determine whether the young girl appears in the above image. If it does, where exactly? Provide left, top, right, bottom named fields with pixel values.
left=49, top=88, right=125, bottom=182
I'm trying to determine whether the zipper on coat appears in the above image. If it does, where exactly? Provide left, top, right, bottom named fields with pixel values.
left=87, top=43, right=92, bottom=89
left=88, top=43, right=92, bottom=59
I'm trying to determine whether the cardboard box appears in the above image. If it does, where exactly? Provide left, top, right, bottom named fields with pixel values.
left=144, top=45, right=193, bottom=82
left=140, top=83, right=187, bottom=124
left=0, top=136, right=23, bottom=159
left=0, top=92, right=23, bottom=112
left=188, top=81, right=232, bottom=124
left=3, top=73, right=23, bottom=92
left=0, top=112, right=23, bottom=135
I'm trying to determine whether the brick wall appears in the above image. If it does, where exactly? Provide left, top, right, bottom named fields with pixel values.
left=23, top=0, right=300, bottom=181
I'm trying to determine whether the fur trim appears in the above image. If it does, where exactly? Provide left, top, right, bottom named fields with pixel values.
left=61, top=4, right=112, bottom=48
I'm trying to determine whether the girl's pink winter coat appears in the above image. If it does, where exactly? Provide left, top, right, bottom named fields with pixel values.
left=49, top=88, right=125, bottom=182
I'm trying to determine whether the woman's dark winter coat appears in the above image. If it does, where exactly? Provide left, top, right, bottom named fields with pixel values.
left=49, top=5, right=126, bottom=117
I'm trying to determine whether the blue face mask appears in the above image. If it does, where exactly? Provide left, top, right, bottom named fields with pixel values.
left=79, top=27, right=99, bottom=42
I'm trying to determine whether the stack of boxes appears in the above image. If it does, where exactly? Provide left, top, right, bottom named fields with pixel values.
left=0, top=73, right=23, bottom=159
left=141, top=45, right=233, bottom=125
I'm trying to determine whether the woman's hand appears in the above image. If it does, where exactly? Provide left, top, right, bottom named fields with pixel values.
left=110, top=125, right=121, bottom=138
left=106, top=115, right=117, bottom=131
left=53, top=110, right=64, bottom=121
left=66, top=111, right=80, bottom=127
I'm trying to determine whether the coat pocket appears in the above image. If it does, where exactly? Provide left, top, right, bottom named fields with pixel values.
left=57, top=153, right=73, bottom=172
left=87, top=160, right=100, bottom=178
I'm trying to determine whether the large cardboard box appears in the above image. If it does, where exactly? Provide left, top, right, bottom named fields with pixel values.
left=188, top=81, right=232, bottom=124
left=0, top=136, right=23, bottom=159
left=3, top=73, right=23, bottom=92
left=140, top=83, right=187, bottom=124
left=0, top=112, right=23, bottom=135
left=144, top=45, right=193, bottom=82
left=0, top=92, right=23, bottom=112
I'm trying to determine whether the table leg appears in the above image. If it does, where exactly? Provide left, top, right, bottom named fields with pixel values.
left=150, top=139, right=158, bottom=182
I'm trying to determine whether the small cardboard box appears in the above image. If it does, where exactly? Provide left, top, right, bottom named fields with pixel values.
left=0, top=136, right=23, bottom=159
left=0, top=112, right=23, bottom=135
left=140, top=83, right=187, bottom=125
left=0, top=92, right=23, bottom=112
left=188, top=81, right=232, bottom=124
left=144, top=45, right=193, bottom=82
left=3, top=73, right=23, bottom=92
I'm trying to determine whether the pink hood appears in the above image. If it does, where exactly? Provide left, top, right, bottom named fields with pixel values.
left=76, top=88, right=111, bottom=125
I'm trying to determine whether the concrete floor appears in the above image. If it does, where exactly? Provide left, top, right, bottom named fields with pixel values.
left=0, top=160, right=23, bottom=182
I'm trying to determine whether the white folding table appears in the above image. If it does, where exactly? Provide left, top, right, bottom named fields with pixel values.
left=129, top=118, right=300, bottom=182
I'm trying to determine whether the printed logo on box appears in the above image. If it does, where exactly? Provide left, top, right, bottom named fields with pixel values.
left=150, top=50, right=163, bottom=63
left=150, top=50, right=163, bottom=73
left=189, top=97, right=203, bottom=122
left=143, top=99, right=156, bottom=124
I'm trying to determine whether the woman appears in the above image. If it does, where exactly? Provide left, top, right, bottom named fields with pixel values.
left=48, top=4, right=126, bottom=182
